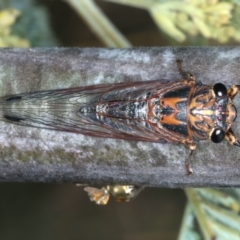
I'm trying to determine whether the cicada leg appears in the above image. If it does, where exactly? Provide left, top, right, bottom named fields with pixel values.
left=176, top=59, right=196, bottom=84
left=225, top=128, right=240, bottom=147
left=185, top=161, right=192, bottom=176
left=183, top=140, right=197, bottom=175
left=228, top=85, right=240, bottom=100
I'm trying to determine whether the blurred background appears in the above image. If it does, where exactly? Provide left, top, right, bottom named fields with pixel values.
left=0, top=0, right=240, bottom=239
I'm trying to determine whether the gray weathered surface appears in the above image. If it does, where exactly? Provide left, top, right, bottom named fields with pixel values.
left=0, top=47, right=240, bottom=187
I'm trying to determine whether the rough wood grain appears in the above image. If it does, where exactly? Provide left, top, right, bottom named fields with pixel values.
left=0, top=47, right=239, bottom=187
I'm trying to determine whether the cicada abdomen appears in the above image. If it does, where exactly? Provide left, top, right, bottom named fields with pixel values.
left=0, top=61, right=239, bottom=174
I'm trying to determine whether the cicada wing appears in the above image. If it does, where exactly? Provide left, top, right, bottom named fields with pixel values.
left=0, top=80, right=182, bottom=143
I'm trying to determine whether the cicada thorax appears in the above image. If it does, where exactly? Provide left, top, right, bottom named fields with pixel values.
left=158, top=86, right=190, bottom=138
left=188, top=84, right=217, bottom=141
left=156, top=83, right=213, bottom=142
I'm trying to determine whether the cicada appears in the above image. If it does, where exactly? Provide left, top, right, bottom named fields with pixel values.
left=0, top=60, right=239, bottom=174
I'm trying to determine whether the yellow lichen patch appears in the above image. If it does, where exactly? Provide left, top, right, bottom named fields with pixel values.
left=0, top=9, right=29, bottom=47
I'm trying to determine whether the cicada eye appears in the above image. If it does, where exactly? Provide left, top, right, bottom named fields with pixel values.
left=213, top=83, right=227, bottom=97
left=211, top=128, right=225, bottom=143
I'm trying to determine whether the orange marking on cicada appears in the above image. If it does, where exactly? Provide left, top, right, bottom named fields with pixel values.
left=160, top=97, right=187, bottom=126
left=160, top=114, right=185, bottom=126
left=160, top=97, right=186, bottom=110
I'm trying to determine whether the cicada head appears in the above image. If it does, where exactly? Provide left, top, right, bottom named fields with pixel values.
left=189, top=82, right=239, bottom=146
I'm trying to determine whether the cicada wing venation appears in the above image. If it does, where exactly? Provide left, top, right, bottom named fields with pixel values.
left=0, top=79, right=183, bottom=143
